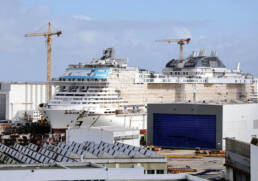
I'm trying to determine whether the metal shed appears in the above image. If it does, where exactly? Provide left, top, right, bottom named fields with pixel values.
left=147, top=103, right=258, bottom=150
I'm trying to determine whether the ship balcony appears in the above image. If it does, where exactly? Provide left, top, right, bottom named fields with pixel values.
left=145, top=78, right=206, bottom=84
left=145, top=77, right=252, bottom=84
left=51, top=78, right=109, bottom=85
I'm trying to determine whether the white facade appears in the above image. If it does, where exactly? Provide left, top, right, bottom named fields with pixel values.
left=0, top=163, right=206, bottom=181
left=0, top=82, right=54, bottom=121
left=66, top=126, right=140, bottom=146
left=223, top=103, right=258, bottom=147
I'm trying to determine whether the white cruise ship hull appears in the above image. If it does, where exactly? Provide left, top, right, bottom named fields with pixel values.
left=45, top=109, right=147, bottom=132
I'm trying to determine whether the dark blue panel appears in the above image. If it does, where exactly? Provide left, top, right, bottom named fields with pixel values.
left=153, top=114, right=216, bottom=149
left=0, top=94, right=6, bottom=120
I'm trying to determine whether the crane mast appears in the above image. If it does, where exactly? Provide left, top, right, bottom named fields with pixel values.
left=156, top=38, right=191, bottom=60
left=25, top=22, right=62, bottom=102
left=47, top=22, right=52, bottom=99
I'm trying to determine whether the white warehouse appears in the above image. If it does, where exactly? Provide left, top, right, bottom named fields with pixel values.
left=0, top=82, right=54, bottom=121
left=147, top=102, right=258, bottom=150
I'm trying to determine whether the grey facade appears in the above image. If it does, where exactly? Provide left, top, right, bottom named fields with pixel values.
left=0, top=83, right=10, bottom=120
left=0, top=94, right=6, bottom=120
left=224, top=138, right=250, bottom=181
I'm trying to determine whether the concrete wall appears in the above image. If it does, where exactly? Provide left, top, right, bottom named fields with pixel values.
left=224, top=138, right=250, bottom=181
left=223, top=104, right=258, bottom=147
left=66, top=128, right=113, bottom=144
left=147, top=103, right=223, bottom=150
left=66, top=127, right=141, bottom=146
left=113, top=129, right=140, bottom=146
left=251, top=144, right=258, bottom=180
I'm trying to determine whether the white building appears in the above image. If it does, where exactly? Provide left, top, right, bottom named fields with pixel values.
left=0, top=163, right=206, bottom=181
left=147, top=102, right=258, bottom=150
left=0, top=82, right=54, bottom=121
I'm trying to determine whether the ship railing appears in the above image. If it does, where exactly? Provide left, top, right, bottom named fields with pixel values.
left=51, top=78, right=108, bottom=84
left=145, top=78, right=206, bottom=83
left=52, top=77, right=108, bottom=82
left=145, top=77, right=252, bottom=84
left=205, top=78, right=252, bottom=84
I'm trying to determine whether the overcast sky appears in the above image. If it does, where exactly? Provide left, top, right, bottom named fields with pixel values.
left=0, top=0, right=258, bottom=81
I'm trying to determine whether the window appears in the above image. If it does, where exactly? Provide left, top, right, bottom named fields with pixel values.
left=147, top=170, right=155, bottom=174
left=157, top=170, right=164, bottom=174
left=73, top=98, right=82, bottom=100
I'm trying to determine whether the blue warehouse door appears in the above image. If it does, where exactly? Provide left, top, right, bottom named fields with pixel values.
left=153, top=114, right=216, bottom=149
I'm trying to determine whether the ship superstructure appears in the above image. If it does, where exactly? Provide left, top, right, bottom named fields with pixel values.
left=42, top=48, right=257, bottom=132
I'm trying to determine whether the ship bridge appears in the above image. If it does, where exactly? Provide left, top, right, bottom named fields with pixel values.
left=62, top=68, right=110, bottom=80
left=165, top=56, right=226, bottom=70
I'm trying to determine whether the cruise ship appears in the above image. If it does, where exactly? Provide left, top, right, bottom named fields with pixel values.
left=41, top=48, right=257, bottom=132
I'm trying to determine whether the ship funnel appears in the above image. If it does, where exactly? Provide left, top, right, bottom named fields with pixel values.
left=237, top=62, right=240, bottom=71
left=101, top=47, right=115, bottom=60
left=192, top=51, right=198, bottom=57
left=210, top=50, right=217, bottom=57
left=198, top=49, right=206, bottom=56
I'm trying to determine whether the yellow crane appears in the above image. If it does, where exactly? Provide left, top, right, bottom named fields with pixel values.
left=156, top=38, right=191, bottom=60
left=25, top=22, right=62, bottom=101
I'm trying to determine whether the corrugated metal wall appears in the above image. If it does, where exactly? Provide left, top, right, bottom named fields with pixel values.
left=153, top=113, right=216, bottom=149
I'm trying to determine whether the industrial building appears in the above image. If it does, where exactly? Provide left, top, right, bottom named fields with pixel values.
left=224, top=138, right=250, bottom=181
left=147, top=102, right=258, bottom=150
left=0, top=82, right=54, bottom=121
left=224, top=137, right=258, bottom=180
left=0, top=163, right=206, bottom=181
